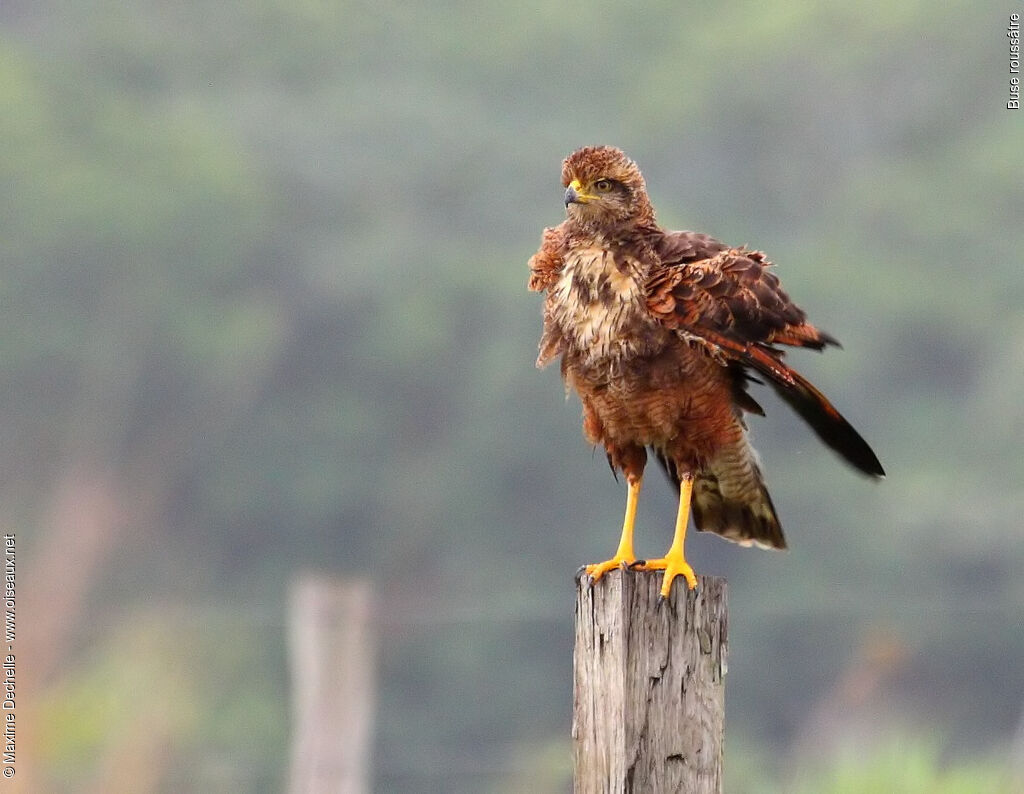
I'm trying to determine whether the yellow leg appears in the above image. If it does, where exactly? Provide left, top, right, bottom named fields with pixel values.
left=583, top=477, right=641, bottom=582
left=637, top=474, right=698, bottom=596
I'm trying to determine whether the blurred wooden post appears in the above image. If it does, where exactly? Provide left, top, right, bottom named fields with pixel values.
left=573, top=572, right=727, bottom=793
left=288, top=574, right=377, bottom=794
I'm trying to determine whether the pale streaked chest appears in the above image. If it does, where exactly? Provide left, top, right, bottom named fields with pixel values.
left=548, top=245, right=665, bottom=364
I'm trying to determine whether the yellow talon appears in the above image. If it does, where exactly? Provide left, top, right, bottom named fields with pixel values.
left=583, top=477, right=641, bottom=583
left=636, top=473, right=698, bottom=596
left=584, top=556, right=634, bottom=582
left=635, top=553, right=698, bottom=595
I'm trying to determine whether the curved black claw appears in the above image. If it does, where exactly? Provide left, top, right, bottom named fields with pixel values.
left=573, top=565, right=596, bottom=589
left=626, top=559, right=647, bottom=570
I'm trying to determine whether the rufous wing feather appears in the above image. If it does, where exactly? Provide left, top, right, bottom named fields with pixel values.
left=647, top=231, right=884, bottom=478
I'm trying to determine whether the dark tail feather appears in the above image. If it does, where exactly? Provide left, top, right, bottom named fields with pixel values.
left=698, top=331, right=884, bottom=478
left=758, top=361, right=885, bottom=478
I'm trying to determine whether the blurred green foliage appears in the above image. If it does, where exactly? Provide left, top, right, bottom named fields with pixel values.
left=4, top=0, right=1022, bottom=790
left=730, top=734, right=1014, bottom=794
left=793, top=739, right=1013, bottom=794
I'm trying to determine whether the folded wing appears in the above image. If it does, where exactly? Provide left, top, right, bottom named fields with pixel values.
left=647, top=231, right=884, bottom=478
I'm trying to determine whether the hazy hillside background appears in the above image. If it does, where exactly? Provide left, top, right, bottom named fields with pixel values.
left=5, top=0, right=1022, bottom=791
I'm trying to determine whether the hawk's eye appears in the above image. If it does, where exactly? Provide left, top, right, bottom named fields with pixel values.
left=593, top=179, right=614, bottom=193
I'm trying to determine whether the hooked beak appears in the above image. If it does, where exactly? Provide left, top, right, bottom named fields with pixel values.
left=564, top=178, right=589, bottom=207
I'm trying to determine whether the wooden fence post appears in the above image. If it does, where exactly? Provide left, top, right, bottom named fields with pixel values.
left=573, top=571, right=727, bottom=793
left=288, top=574, right=377, bottom=794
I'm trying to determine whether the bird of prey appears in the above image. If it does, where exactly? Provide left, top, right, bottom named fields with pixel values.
left=528, top=145, right=884, bottom=597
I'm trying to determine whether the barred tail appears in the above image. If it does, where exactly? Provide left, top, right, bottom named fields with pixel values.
left=653, top=444, right=787, bottom=550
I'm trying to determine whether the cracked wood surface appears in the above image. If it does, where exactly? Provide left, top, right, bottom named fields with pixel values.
left=573, top=572, right=727, bottom=793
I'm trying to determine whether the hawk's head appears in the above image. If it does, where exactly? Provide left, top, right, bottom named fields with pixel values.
left=561, top=146, right=655, bottom=229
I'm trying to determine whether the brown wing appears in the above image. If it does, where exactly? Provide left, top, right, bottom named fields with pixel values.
left=647, top=231, right=884, bottom=477
left=652, top=228, right=730, bottom=264
left=648, top=232, right=838, bottom=351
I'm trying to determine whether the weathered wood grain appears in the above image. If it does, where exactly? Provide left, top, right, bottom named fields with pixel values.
left=573, top=572, right=727, bottom=793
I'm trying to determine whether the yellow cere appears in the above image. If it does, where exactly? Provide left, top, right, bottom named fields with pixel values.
left=567, top=178, right=594, bottom=203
